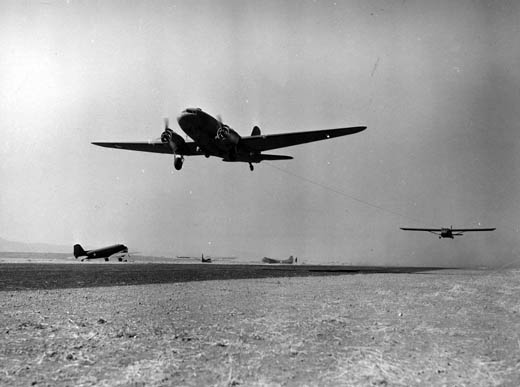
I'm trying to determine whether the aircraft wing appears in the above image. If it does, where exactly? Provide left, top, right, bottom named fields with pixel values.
left=91, top=141, right=203, bottom=156
left=450, top=228, right=496, bottom=232
left=400, top=228, right=442, bottom=232
left=240, top=126, right=367, bottom=152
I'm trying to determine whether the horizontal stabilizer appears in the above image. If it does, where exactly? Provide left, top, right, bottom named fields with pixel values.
left=258, top=154, right=293, bottom=161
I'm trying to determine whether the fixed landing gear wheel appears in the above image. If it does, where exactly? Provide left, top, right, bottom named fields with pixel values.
left=249, top=163, right=254, bottom=171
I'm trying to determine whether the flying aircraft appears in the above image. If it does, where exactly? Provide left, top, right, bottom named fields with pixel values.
left=400, top=226, right=496, bottom=239
left=92, top=108, right=366, bottom=171
left=262, top=255, right=296, bottom=264
left=73, top=244, right=129, bottom=262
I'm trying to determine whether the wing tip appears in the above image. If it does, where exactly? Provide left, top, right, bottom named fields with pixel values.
left=91, top=142, right=113, bottom=148
left=341, top=126, right=367, bottom=135
left=91, top=142, right=126, bottom=150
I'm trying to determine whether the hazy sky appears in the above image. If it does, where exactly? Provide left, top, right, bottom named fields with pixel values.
left=1, top=0, right=519, bottom=266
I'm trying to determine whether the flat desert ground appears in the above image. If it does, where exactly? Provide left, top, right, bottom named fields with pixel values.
left=1, top=255, right=520, bottom=386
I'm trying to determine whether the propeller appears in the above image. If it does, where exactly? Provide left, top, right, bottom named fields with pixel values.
left=161, top=117, right=173, bottom=143
left=215, top=115, right=227, bottom=140
left=215, top=114, right=238, bottom=144
left=214, top=114, right=241, bottom=161
left=148, top=118, right=170, bottom=143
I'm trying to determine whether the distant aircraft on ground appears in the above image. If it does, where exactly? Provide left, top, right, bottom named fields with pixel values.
left=176, top=254, right=235, bottom=262
left=92, top=107, right=366, bottom=171
left=400, top=226, right=496, bottom=239
left=73, top=244, right=129, bottom=262
left=262, top=256, right=296, bottom=264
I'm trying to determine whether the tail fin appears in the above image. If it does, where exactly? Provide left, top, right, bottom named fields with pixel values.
left=251, top=126, right=261, bottom=136
left=73, top=244, right=87, bottom=258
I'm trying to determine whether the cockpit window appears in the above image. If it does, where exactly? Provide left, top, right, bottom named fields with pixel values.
left=185, top=108, right=201, bottom=114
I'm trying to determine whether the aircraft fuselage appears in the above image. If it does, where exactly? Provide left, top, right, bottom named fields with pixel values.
left=177, top=108, right=242, bottom=161
left=74, top=244, right=128, bottom=261
left=439, top=229, right=454, bottom=239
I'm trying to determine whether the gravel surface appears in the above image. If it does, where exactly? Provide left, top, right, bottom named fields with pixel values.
left=1, top=267, right=520, bottom=386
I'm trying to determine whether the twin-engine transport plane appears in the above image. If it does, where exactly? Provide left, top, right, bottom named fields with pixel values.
left=73, top=244, right=129, bottom=262
left=400, top=226, right=496, bottom=239
left=92, top=108, right=366, bottom=171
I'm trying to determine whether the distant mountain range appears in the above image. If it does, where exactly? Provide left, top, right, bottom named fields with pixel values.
left=0, top=237, right=70, bottom=253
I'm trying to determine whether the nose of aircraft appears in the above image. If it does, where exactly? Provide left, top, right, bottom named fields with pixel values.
left=177, top=108, right=201, bottom=129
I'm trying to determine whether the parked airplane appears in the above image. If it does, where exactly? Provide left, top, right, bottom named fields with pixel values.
left=92, top=108, right=366, bottom=171
left=262, top=256, right=296, bottom=264
left=73, top=244, right=129, bottom=262
left=400, top=226, right=496, bottom=239
left=176, top=254, right=235, bottom=262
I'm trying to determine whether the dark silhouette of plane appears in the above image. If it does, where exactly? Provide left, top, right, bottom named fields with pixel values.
left=176, top=254, right=235, bottom=262
left=400, top=226, right=496, bottom=239
left=73, top=244, right=129, bottom=262
left=262, top=255, right=296, bottom=264
left=92, top=108, right=366, bottom=171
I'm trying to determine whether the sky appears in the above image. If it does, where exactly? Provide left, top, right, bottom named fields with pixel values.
left=1, top=0, right=519, bottom=266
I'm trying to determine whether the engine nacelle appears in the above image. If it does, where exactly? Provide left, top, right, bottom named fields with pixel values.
left=216, top=124, right=241, bottom=145
left=161, top=128, right=186, bottom=153
left=174, top=155, right=184, bottom=170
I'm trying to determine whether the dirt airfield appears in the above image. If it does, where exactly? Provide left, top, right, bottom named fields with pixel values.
left=1, top=257, right=520, bottom=386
